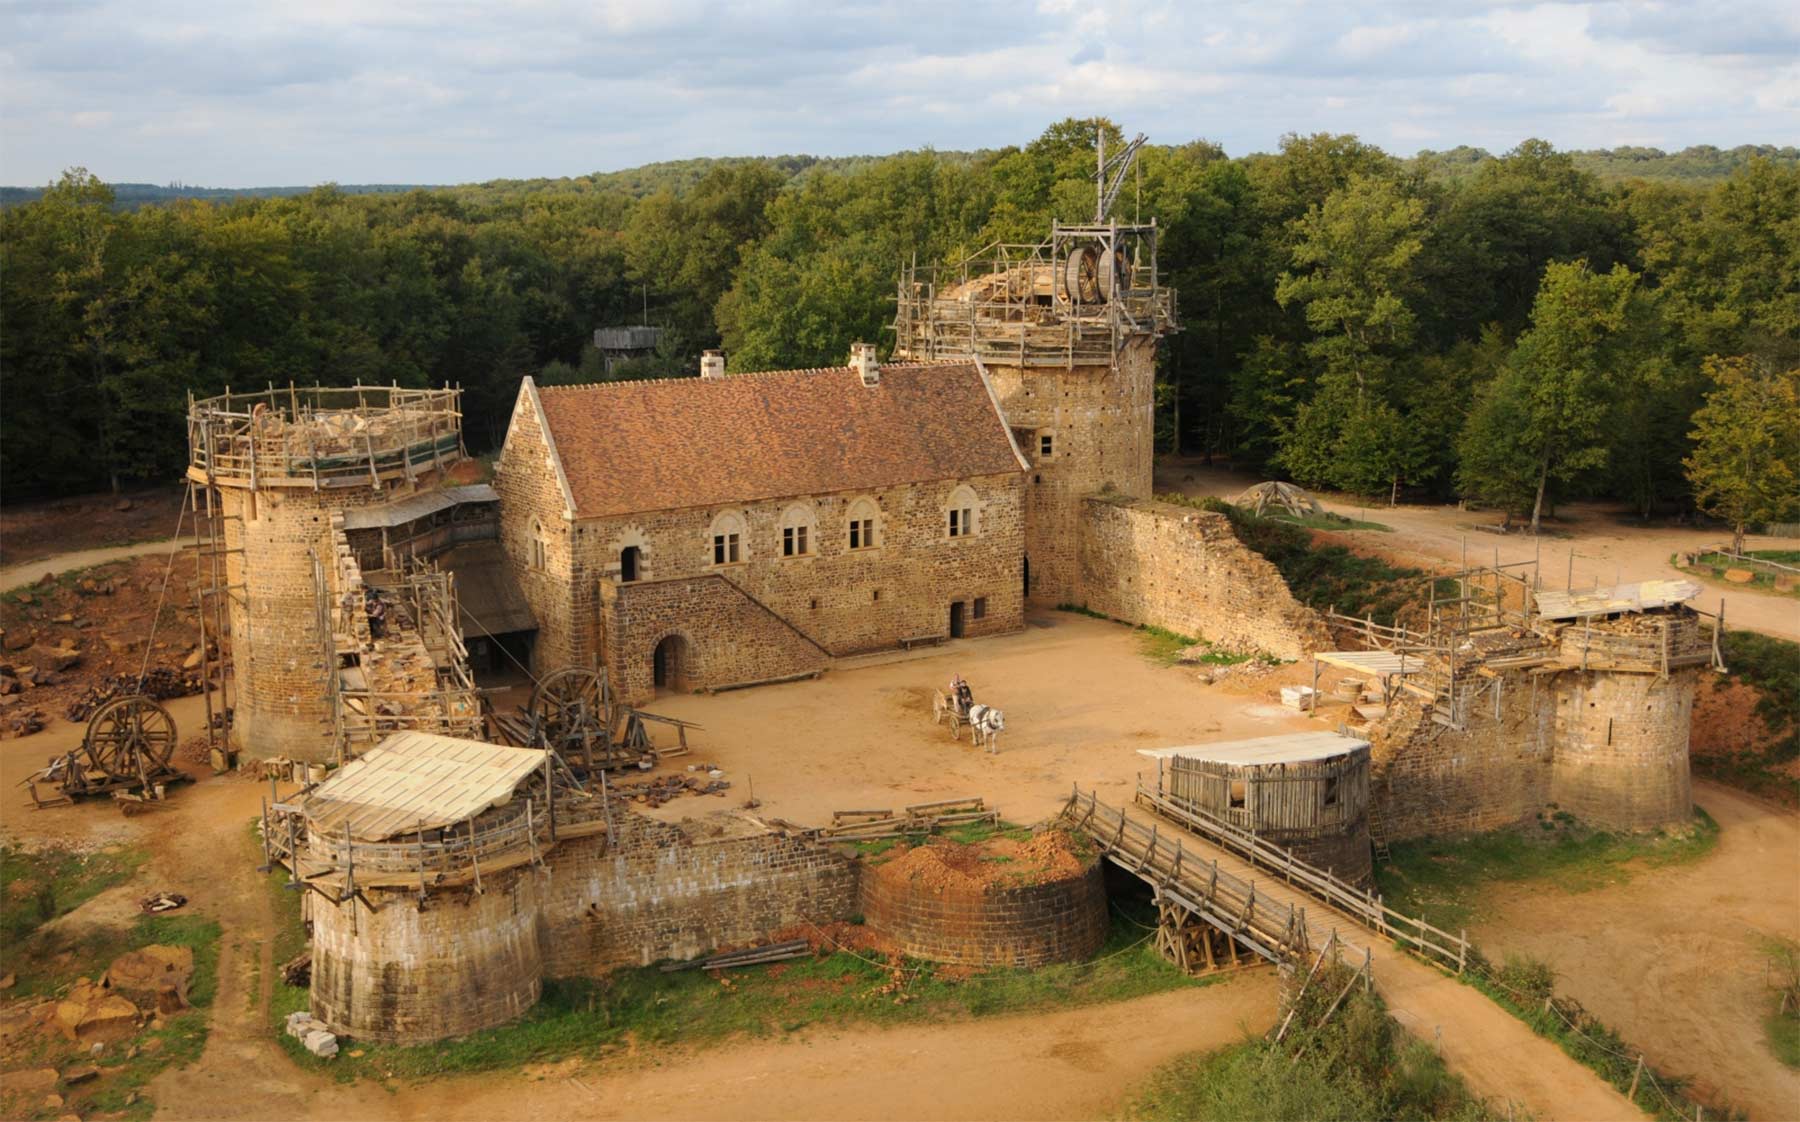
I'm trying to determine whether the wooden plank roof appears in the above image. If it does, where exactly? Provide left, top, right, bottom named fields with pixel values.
left=1314, top=650, right=1426, bottom=678
left=1534, top=579, right=1701, bottom=621
left=1137, top=732, right=1370, bottom=767
left=301, top=732, right=547, bottom=842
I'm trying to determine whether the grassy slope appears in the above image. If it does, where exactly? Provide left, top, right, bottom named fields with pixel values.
left=1374, top=811, right=1718, bottom=931
left=1, top=845, right=220, bottom=1122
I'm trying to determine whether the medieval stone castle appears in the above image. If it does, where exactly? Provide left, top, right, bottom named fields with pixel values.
left=186, top=195, right=1720, bottom=1047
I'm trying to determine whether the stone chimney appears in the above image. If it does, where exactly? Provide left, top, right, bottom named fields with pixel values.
left=849, top=342, right=879, bottom=386
left=700, top=350, right=726, bottom=380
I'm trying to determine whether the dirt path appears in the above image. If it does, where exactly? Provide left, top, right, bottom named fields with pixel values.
left=1156, top=460, right=1800, bottom=642
left=0, top=536, right=198, bottom=593
left=1473, top=782, right=1800, bottom=1120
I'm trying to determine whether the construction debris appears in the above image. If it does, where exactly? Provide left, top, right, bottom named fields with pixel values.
left=659, top=938, right=812, bottom=973
left=608, top=773, right=731, bottom=807
left=822, top=797, right=997, bottom=841
left=65, top=668, right=202, bottom=723
left=137, top=891, right=187, bottom=914
left=281, top=952, right=312, bottom=988
left=284, top=1011, right=340, bottom=1058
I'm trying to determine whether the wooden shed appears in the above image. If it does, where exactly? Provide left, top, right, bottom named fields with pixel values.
left=1140, top=732, right=1373, bottom=885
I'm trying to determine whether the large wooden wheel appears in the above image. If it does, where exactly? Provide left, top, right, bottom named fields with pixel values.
left=1064, top=245, right=1101, bottom=304
left=530, top=667, right=612, bottom=761
left=83, top=695, right=177, bottom=779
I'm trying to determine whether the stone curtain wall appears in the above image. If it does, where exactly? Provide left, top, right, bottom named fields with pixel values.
left=576, top=471, right=1026, bottom=700
left=1075, top=496, right=1329, bottom=660
left=536, top=811, right=860, bottom=975
left=310, top=870, right=545, bottom=1045
left=983, top=339, right=1157, bottom=606
left=1550, top=669, right=1695, bottom=829
left=859, top=857, right=1108, bottom=967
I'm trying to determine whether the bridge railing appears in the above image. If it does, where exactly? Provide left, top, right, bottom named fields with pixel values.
left=1061, top=787, right=1313, bottom=965
left=1132, top=781, right=1470, bottom=974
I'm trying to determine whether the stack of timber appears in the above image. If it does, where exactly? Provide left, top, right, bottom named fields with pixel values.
left=823, top=797, right=997, bottom=841
left=659, top=939, right=811, bottom=973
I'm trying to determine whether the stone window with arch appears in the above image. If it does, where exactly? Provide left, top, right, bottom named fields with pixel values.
left=846, top=497, right=880, bottom=551
left=529, top=518, right=547, bottom=570
left=708, top=511, right=745, bottom=566
left=779, top=503, right=817, bottom=559
left=945, top=484, right=980, bottom=540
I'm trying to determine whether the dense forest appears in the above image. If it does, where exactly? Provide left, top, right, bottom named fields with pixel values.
left=2, top=122, right=1796, bottom=538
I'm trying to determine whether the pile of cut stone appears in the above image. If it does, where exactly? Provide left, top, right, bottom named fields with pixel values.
left=284, top=1010, right=340, bottom=1058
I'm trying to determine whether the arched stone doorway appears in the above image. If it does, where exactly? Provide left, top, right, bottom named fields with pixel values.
left=652, top=634, right=690, bottom=693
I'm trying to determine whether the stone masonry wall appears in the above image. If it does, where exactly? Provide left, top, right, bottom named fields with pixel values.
left=577, top=471, right=1025, bottom=699
left=983, top=338, right=1156, bottom=606
left=600, top=575, right=828, bottom=703
left=536, top=811, right=860, bottom=975
left=1550, top=669, right=1695, bottom=829
left=859, top=855, right=1108, bottom=967
left=1371, top=684, right=1555, bottom=841
left=310, top=869, right=544, bottom=1045
left=493, top=386, right=580, bottom=676
left=1075, top=496, right=1329, bottom=660
left=224, top=472, right=455, bottom=763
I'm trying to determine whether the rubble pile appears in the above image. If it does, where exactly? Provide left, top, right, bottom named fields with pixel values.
left=65, top=668, right=203, bottom=723
left=609, top=770, right=731, bottom=807
left=284, top=1010, right=340, bottom=1058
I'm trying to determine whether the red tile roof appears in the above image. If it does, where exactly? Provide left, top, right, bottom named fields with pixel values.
left=532, top=362, right=1024, bottom=518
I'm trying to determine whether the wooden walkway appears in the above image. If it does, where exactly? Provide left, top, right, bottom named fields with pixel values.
left=1060, top=789, right=1646, bottom=1122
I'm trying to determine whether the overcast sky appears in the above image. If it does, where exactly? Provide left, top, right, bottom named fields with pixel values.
left=1, top=0, right=1795, bottom=188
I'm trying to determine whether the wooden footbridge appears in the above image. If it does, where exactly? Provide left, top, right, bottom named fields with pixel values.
left=1058, top=785, right=1648, bottom=1121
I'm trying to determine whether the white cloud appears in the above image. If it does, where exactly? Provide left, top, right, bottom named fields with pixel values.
left=0, top=0, right=1793, bottom=186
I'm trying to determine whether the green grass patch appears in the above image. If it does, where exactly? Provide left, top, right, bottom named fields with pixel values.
left=1137, top=624, right=1198, bottom=665
left=275, top=902, right=1201, bottom=1082
left=1, top=842, right=147, bottom=947
left=1127, top=964, right=1494, bottom=1121
left=1266, top=511, right=1393, bottom=533
left=1676, top=551, right=1800, bottom=599
left=1763, top=937, right=1800, bottom=1069
left=1, top=905, right=221, bottom=1122
left=1375, top=808, right=1718, bottom=931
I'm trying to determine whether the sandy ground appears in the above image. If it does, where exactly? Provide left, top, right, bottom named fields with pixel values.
left=1473, top=781, right=1800, bottom=1120
left=627, top=612, right=1316, bottom=829
left=1155, top=459, right=1800, bottom=642
left=0, top=536, right=199, bottom=594
left=0, top=611, right=1786, bottom=1120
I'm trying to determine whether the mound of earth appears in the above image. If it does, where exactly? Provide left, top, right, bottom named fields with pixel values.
left=876, top=829, right=1090, bottom=891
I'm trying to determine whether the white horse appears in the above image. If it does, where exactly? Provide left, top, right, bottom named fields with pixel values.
left=967, top=704, right=1005, bottom=754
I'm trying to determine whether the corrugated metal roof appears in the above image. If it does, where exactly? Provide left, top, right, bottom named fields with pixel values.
left=340, top=483, right=499, bottom=530
left=1534, top=579, right=1701, bottom=621
left=1314, top=650, right=1425, bottom=677
left=1137, top=732, right=1370, bottom=767
left=302, top=732, right=547, bottom=841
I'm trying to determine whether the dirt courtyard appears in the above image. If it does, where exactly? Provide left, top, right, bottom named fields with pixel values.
left=627, top=610, right=1317, bottom=829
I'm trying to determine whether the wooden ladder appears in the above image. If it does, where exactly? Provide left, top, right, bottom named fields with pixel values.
left=1367, top=802, right=1393, bottom=865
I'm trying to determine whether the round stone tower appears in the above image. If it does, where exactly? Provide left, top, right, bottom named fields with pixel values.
left=186, top=385, right=466, bottom=762
left=892, top=222, right=1177, bottom=605
left=1550, top=668, right=1696, bottom=830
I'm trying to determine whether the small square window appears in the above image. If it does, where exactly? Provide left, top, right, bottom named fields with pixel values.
left=973, top=596, right=988, bottom=620
left=1039, top=434, right=1053, bottom=458
left=849, top=518, right=875, bottom=550
left=783, top=525, right=810, bottom=557
left=713, top=532, right=740, bottom=565
left=872, top=589, right=881, bottom=602
left=948, top=508, right=973, bottom=538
